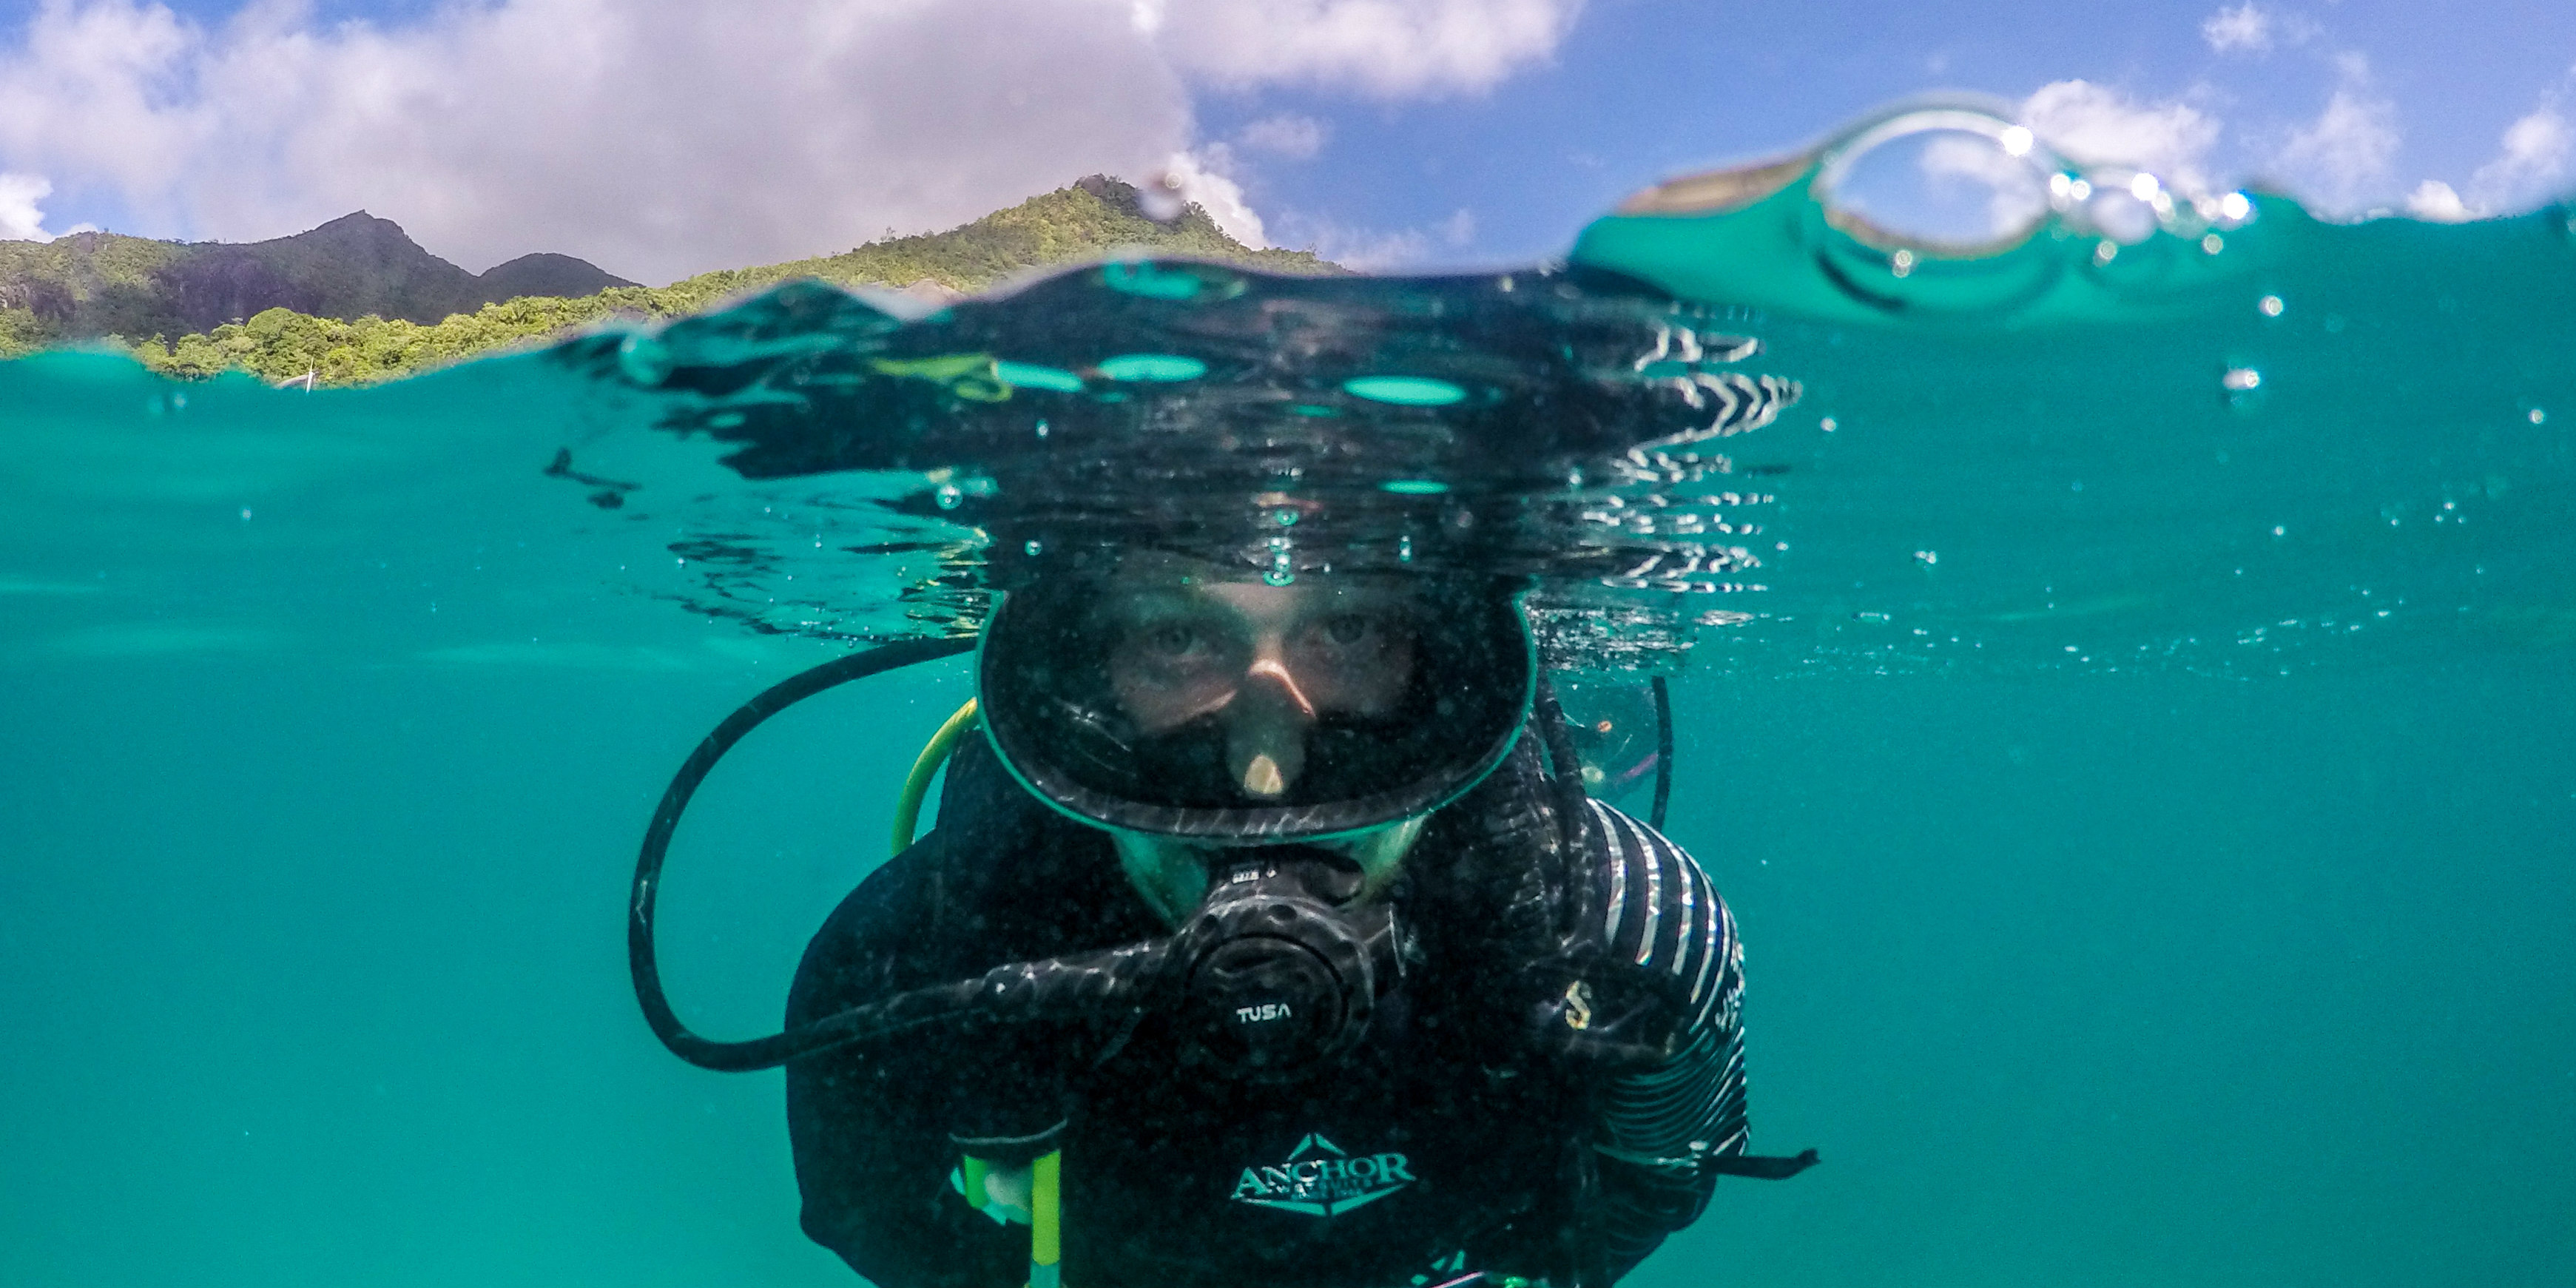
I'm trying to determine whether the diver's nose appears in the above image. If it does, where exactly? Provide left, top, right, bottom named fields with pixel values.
left=1227, top=654, right=1315, bottom=799
left=1243, top=655, right=1316, bottom=718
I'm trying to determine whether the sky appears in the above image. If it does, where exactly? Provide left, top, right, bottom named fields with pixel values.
left=0, top=0, right=2571, bottom=283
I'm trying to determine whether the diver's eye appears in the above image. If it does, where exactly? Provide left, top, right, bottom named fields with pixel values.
left=1324, top=614, right=1375, bottom=646
left=1144, top=622, right=1207, bottom=657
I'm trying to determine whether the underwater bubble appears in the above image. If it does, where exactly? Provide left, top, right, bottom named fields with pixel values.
left=1819, top=417, right=1838, bottom=432
left=2224, top=368, right=2262, bottom=391
left=2529, top=408, right=2547, bottom=424
left=616, top=334, right=672, bottom=387
left=2259, top=295, right=2285, bottom=317
left=1343, top=375, right=1468, bottom=406
left=2202, top=232, right=2225, bottom=254
left=934, top=484, right=963, bottom=510
left=1024, top=540, right=1043, bottom=556
left=1096, top=353, right=1206, bottom=382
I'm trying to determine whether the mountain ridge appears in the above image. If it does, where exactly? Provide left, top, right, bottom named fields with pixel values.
left=0, top=212, right=636, bottom=341
left=0, top=178, right=1338, bottom=383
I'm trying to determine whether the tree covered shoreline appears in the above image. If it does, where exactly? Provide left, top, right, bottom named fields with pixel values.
left=1, top=177, right=1336, bottom=386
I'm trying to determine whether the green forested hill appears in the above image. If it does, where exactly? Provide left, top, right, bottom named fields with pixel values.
left=0, top=177, right=1336, bottom=385
left=0, top=211, right=635, bottom=345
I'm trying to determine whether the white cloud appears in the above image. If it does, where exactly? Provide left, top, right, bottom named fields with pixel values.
left=1277, top=204, right=1476, bottom=269
left=2403, top=179, right=2473, bottom=222
left=2201, top=3, right=2271, bottom=53
left=2276, top=80, right=2401, bottom=214
left=0, top=0, right=1579, bottom=283
left=1161, top=146, right=1267, bottom=246
left=1, top=171, right=62, bottom=239
left=2022, top=80, right=2221, bottom=192
left=2405, top=95, right=2576, bottom=223
left=1150, top=0, right=1582, bottom=98
left=1238, top=113, right=1328, bottom=159
left=1918, top=132, right=2051, bottom=239
left=0, top=0, right=1193, bottom=281
left=2467, top=105, right=2575, bottom=211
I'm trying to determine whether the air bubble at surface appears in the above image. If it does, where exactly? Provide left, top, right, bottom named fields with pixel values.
left=616, top=334, right=672, bottom=387
left=1814, top=118, right=2053, bottom=252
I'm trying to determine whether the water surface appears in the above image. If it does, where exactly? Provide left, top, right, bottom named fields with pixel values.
left=4, top=115, right=2572, bottom=1287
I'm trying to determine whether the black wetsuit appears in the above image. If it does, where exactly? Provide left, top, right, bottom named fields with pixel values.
left=786, top=732, right=1761, bottom=1288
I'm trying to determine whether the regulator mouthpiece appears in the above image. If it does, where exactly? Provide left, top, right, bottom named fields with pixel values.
left=1171, top=852, right=1403, bottom=1078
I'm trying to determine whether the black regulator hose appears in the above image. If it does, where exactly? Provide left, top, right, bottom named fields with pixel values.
left=628, top=636, right=1375, bottom=1076
left=634, top=638, right=1601, bottom=1078
left=629, top=636, right=1026, bottom=1072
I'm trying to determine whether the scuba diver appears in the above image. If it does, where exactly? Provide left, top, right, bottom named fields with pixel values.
left=612, top=238, right=1823, bottom=1288
left=684, top=544, right=1821, bottom=1288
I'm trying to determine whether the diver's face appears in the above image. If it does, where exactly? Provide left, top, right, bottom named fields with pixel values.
left=1103, top=567, right=1417, bottom=801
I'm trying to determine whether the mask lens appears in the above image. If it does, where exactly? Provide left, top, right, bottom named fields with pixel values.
left=981, top=564, right=1531, bottom=841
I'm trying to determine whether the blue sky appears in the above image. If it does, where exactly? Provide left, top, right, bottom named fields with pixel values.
left=1, top=0, right=2570, bottom=282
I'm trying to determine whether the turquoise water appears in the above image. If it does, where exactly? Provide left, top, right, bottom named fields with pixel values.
left=5, top=120, right=2575, bottom=1286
